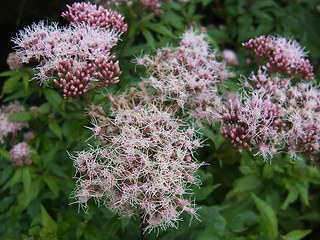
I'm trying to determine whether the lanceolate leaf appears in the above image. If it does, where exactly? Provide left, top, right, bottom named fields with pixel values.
left=41, top=205, right=58, bottom=233
left=285, top=229, right=312, bottom=240
left=251, top=193, right=278, bottom=240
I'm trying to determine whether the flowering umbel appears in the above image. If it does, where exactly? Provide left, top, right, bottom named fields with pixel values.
left=12, top=2, right=126, bottom=98
left=243, top=35, right=313, bottom=80
left=219, top=35, right=319, bottom=164
left=138, top=28, right=233, bottom=124
left=71, top=103, right=202, bottom=232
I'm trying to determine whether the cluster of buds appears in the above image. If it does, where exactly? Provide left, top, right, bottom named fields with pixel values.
left=12, top=2, right=126, bottom=98
left=71, top=103, right=202, bottom=232
left=243, top=35, right=313, bottom=80
left=62, top=2, right=127, bottom=33
left=138, top=28, right=233, bottom=124
left=53, top=55, right=122, bottom=97
left=219, top=36, right=319, bottom=164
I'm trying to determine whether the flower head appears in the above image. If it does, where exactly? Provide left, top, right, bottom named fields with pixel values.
left=13, top=15, right=122, bottom=97
left=10, top=142, right=31, bottom=166
left=62, top=2, right=127, bottom=33
left=71, top=103, right=202, bottom=232
left=138, top=28, right=233, bottom=124
left=243, top=35, right=313, bottom=80
left=219, top=70, right=319, bottom=163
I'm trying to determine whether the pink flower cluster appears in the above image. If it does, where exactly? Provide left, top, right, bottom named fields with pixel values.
left=243, top=35, right=313, bottom=80
left=10, top=142, right=31, bottom=166
left=62, top=2, right=127, bottom=33
left=12, top=2, right=126, bottom=98
left=138, top=29, right=233, bottom=124
left=0, top=101, right=28, bottom=143
left=71, top=103, right=202, bottom=232
left=219, top=65, right=319, bottom=163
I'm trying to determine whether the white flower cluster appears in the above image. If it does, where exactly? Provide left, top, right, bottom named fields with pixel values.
left=13, top=22, right=120, bottom=83
left=138, top=29, right=233, bottom=124
left=71, top=103, right=202, bottom=232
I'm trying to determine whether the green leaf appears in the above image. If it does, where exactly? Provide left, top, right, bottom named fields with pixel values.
left=0, top=74, right=22, bottom=98
left=232, top=175, right=263, bottom=193
left=22, top=71, right=31, bottom=90
left=196, top=228, right=223, bottom=240
left=62, top=119, right=85, bottom=140
left=241, top=150, right=262, bottom=175
left=41, top=205, right=58, bottom=233
left=251, top=193, right=278, bottom=240
left=9, top=167, right=23, bottom=186
left=144, top=23, right=175, bottom=38
left=294, top=181, right=310, bottom=206
left=141, top=27, right=155, bottom=48
left=187, top=3, right=196, bottom=16
left=43, top=142, right=60, bottom=167
left=204, top=35, right=219, bottom=50
left=0, top=71, right=17, bottom=77
left=200, top=127, right=218, bottom=146
left=22, top=167, right=31, bottom=193
left=281, top=181, right=299, bottom=209
left=43, top=176, right=59, bottom=198
left=229, top=210, right=260, bottom=232
left=285, top=229, right=312, bottom=240
left=76, top=222, right=87, bottom=240
left=194, top=184, right=220, bottom=201
left=101, top=217, right=121, bottom=240
left=49, top=120, right=62, bottom=140
left=3, top=90, right=31, bottom=102
left=0, top=147, right=10, bottom=160
left=0, top=196, right=13, bottom=213
left=0, top=165, right=14, bottom=184
left=166, top=10, right=184, bottom=30
left=44, top=89, right=65, bottom=114
left=9, top=111, right=32, bottom=121
left=198, top=206, right=226, bottom=236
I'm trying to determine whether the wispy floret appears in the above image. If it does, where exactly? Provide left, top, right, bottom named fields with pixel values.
left=13, top=15, right=123, bottom=97
left=219, top=88, right=285, bottom=162
left=218, top=36, right=318, bottom=163
left=71, top=103, right=202, bottom=232
left=243, top=35, right=313, bottom=80
left=219, top=70, right=320, bottom=163
left=138, top=28, right=233, bottom=124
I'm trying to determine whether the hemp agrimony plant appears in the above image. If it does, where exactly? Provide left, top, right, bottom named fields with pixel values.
left=1, top=1, right=320, bottom=239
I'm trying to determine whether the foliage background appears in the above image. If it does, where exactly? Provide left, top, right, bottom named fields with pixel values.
left=1, top=0, right=320, bottom=239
